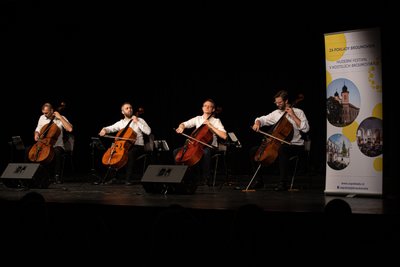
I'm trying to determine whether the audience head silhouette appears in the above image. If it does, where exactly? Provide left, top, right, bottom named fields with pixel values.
left=324, top=198, right=352, bottom=215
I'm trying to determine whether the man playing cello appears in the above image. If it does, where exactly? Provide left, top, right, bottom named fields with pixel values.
left=174, top=98, right=227, bottom=186
left=97, top=102, right=151, bottom=185
left=29, top=103, right=73, bottom=184
left=250, top=90, right=309, bottom=191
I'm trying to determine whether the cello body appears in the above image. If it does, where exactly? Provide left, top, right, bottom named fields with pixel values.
left=28, top=121, right=61, bottom=165
left=254, top=115, right=293, bottom=166
left=175, top=124, right=213, bottom=167
left=102, top=126, right=137, bottom=170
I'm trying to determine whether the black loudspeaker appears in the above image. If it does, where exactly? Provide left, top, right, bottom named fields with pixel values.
left=141, top=165, right=197, bottom=194
left=1, top=163, right=50, bottom=189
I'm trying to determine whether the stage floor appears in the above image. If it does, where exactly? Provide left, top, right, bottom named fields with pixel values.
left=0, top=173, right=397, bottom=215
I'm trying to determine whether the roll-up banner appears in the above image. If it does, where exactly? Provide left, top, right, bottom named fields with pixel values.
left=324, top=27, right=382, bottom=196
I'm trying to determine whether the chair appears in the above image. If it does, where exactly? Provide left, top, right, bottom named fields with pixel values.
left=211, top=143, right=228, bottom=188
left=60, top=133, right=75, bottom=181
left=137, top=133, right=155, bottom=175
left=288, top=139, right=311, bottom=191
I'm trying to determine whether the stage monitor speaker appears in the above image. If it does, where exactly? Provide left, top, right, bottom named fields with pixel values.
left=1, top=163, right=50, bottom=188
left=141, top=165, right=197, bottom=194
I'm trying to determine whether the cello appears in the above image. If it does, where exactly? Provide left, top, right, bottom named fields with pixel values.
left=101, top=120, right=137, bottom=170
left=28, top=114, right=61, bottom=165
left=254, top=94, right=304, bottom=165
left=174, top=114, right=216, bottom=167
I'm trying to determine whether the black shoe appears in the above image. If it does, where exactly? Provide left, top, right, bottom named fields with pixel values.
left=105, top=178, right=117, bottom=185
left=274, top=182, right=288, bottom=191
left=197, top=176, right=209, bottom=186
left=251, top=180, right=264, bottom=189
left=54, top=174, right=62, bottom=184
left=204, top=176, right=211, bottom=186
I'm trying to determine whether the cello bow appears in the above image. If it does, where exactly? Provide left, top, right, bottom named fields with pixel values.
left=173, top=128, right=216, bottom=149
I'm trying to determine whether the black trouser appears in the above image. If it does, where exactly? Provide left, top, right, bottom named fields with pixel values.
left=53, top=146, right=65, bottom=177
left=125, top=145, right=144, bottom=181
left=277, top=144, right=304, bottom=184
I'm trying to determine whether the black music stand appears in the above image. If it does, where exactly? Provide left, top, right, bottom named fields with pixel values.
left=227, top=132, right=242, bottom=148
left=89, top=137, right=105, bottom=183
left=153, top=140, right=170, bottom=164
left=12, top=136, right=25, bottom=150
left=213, top=132, right=242, bottom=189
left=8, top=136, right=26, bottom=163
left=154, top=140, right=169, bottom=152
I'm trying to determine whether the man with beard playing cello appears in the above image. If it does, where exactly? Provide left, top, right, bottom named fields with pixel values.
left=97, top=102, right=151, bottom=185
left=250, top=90, right=309, bottom=191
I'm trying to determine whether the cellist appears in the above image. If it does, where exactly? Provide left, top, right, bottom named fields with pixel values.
left=98, top=102, right=151, bottom=185
left=31, top=102, right=73, bottom=184
left=250, top=90, right=309, bottom=191
left=174, top=99, right=227, bottom=186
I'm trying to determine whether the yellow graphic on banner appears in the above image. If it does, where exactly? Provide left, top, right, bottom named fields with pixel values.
left=374, top=157, right=383, bottom=172
left=326, top=71, right=332, bottom=87
left=368, top=65, right=382, bottom=92
left=342, top=121, right=358, bottom=142
left=372, top=103, right=382, bottom=119
left=325, top=34, right=346, bottom=61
